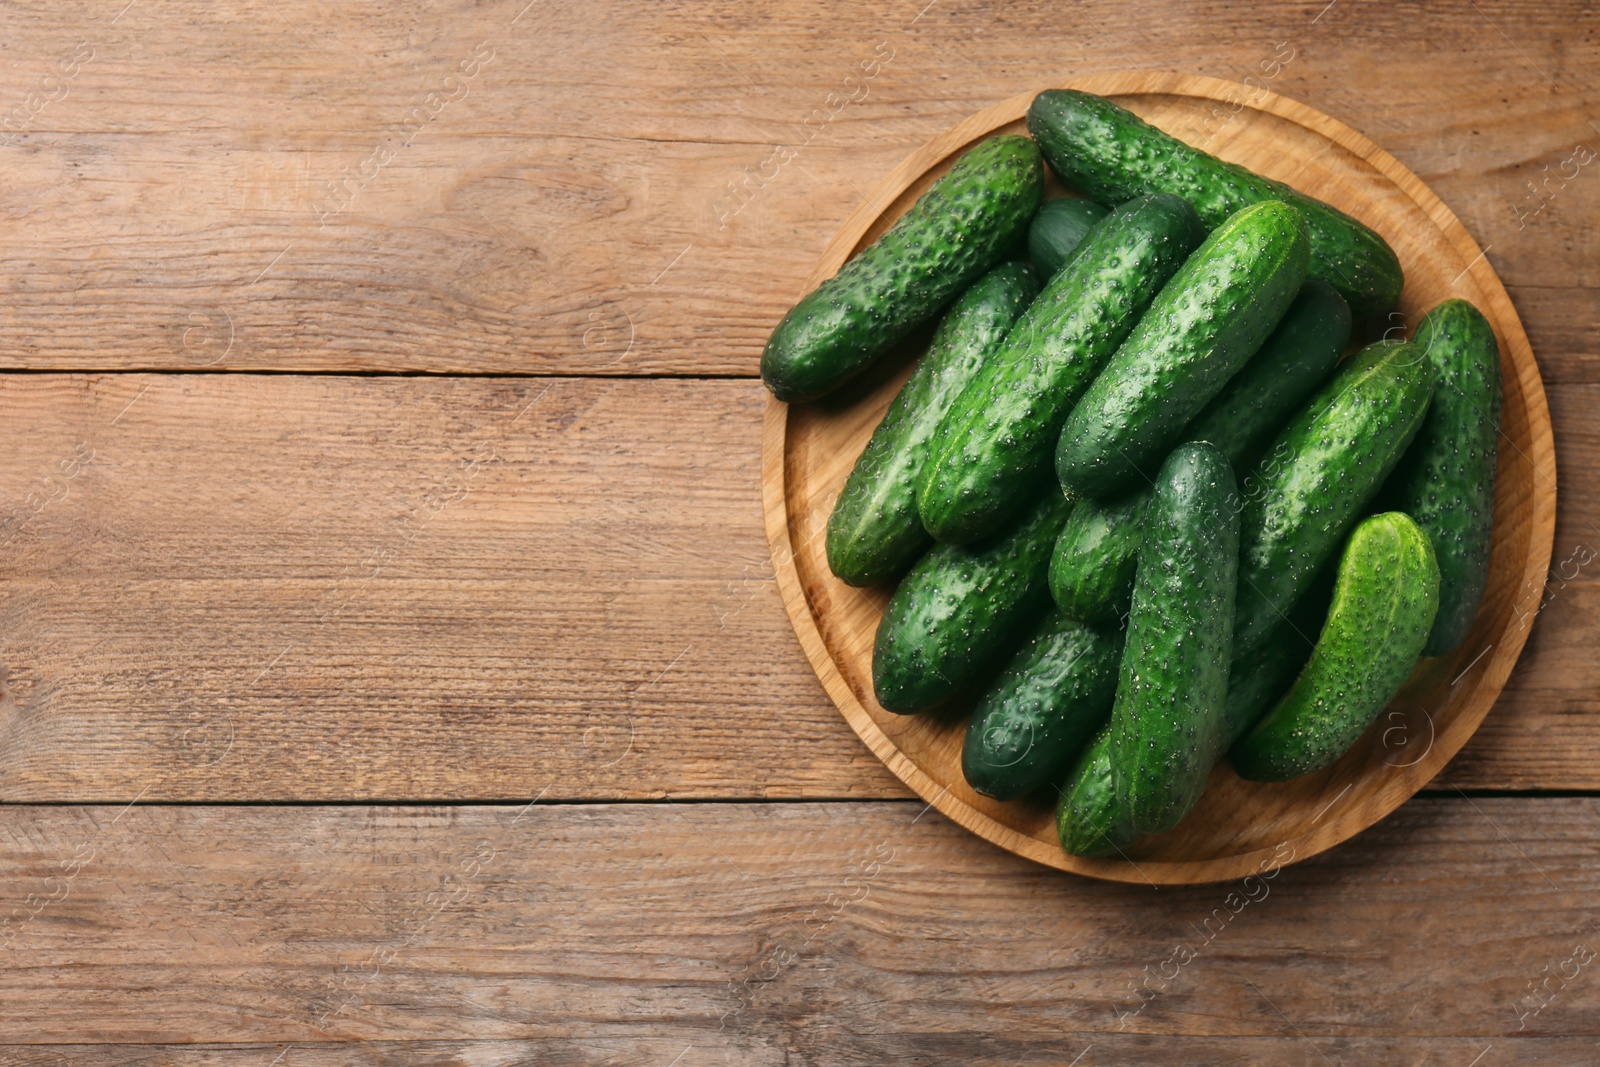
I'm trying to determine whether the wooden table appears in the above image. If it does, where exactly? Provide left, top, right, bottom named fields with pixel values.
left=0, top=0, right=1596, bottom=1060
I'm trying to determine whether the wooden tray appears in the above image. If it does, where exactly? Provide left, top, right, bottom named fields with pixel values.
left=761, top=72, right=1555, bottom=885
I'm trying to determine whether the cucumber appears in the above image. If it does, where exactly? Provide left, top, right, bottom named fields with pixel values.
left=1027, top=89, right=1404, bottom=321
left=1048, top=280, right=1348, bottom=622
left=1056, top=200, right=1310, bottom=499
left=761, top=136, right=1044, bottom=403
left=826, top=263, right=1039, bottom=586
left=1184, top=279, right=1351, bottom=472
left=1109, top=443, right=1239, bottom=835
left=1028, top=197, right=1111, bottom=277
left=918, top=194, right=1205, bottom=544
left=1047, top=491, right=1147, bottom=625
left=961, top=610, right=1122, bottom=800
left=872, top=488, right=1070, bottom=714
left=1056, top=726, right=1138, bottom=857
left=1233, top=341, right=1437, bottom=658
left=1381, top=299, right=1502, bottom=656
left=1233, top=512, right=1440, bottom=781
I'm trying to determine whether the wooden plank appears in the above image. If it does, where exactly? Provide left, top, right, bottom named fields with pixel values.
left=0, top=373, right=900, bottom=801
left=0, top=798, right=1595, bottom=1050
left=3, top=1039, right=1599, bottom=1066
left=0, top=0, right=1592, bottom=375
left=0, top=371, right=1595, bottom=799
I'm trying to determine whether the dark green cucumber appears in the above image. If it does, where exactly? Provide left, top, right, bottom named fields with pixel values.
left=1185, top=279, right=1351, bottom=471
left=826, top=263, right=1039, bottom=586
left=1047, top=490, right=1148, bottom=624
left=1233, top=512, right=1440, bottom=781
left=1381, top=299, right=1502, bottom=656
left=1233, top=341, right=1437, bottom=658
left=872, top=488, right=1070, bottom=714
left=1058, top=618, right=1320, bottom=858
left=961, top=610, right=1122, bottom=800
left=1056, top=726, right=1138, bottom=857
left=1224, top=564, right=1335, bottom=744
left=918, top=194, right=1205, bottom=544
left=1048, top=281, right=1348, bottom=623
left=1027, top=89, right=1403, bottom=321
left=761, top=136, right=1043, bottom=403
left=1109, top=443, right=1239, bottom=835
left=1056, top=200, right=1310, bottom=499
left=1028, top=197, right=1111, bottom=277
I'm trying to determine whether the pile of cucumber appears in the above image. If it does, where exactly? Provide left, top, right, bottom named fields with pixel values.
left=762, top=90, right=1502, bottom=858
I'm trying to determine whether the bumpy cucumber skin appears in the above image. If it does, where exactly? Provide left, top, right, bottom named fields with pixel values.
left=918, top=194, right=1205, bottom=544
left=1185, top=279, right=1351, bottom=472
left=1028, top=198, right=1111, bottom=278
left=761, top=136, right=1044, bottom=404
left=1110, top=443, right=1239, bottom=835
left=1056, top=726, right=1138, bottom=857
left=1233, top=512, right=1440, bottom=781
left=1048, top=490, right=1148, bottom=624
left=872, top=489, right=1071, bottom=714
left=1056, top=200, right=1310, bottom=500
left=1027, top=89, right=1403, bottom=321
left=961, top=610, right=1122, bottom=800
left=1233, top=341, right=1437, bottom=658
left=826, top=263, right=1039, bottom=587
left=1382, top=299, right=1502, bottom=656
left=1047, top=281, right=1349, bottom=625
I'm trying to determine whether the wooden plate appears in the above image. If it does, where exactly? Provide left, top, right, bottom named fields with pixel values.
left=761, top=72, right=1555, bottom=885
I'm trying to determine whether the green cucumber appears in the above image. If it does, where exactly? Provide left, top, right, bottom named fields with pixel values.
left=1233, top=512, right=1440, bottom=781
left=1048, top=281, right=1348, bottom=623
left=1110, top=442, right=1239, bottom=835
left=961, top=610, right=1122, bottom=800
left=1056, top=200, right=1310, bottom=499
left=1056, top=726, right=1138, bottom=857
left=1027, top=89, right=1404, bottom=321
left=918, top=193, right=1205, bottom=543
left=826, top=263, right=1039, bottom=586
left=1047, top=491, right=1147, bottom=625
left=872, top=488, right=1070, bottom=714
left=1185, top=279, right=1351, bottom=472
left=1028, top=197, right=1111, bottom=277
left=1233, top=340, right=1437, bottom=658
left=1381, top=299, right=1502, bottom=656
left=761, top=136, right=1044, bottom=403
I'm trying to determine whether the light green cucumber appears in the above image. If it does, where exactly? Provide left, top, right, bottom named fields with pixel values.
left=826, top=262, right=1039, bottom=586
left=1232, top=512, right=1440, bottom=781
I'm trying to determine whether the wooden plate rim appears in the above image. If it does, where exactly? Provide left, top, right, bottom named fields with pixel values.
left=760, top=71, right=1557, bottom=885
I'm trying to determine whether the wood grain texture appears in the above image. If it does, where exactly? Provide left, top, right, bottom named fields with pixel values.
left=765, top=74, right=1555, bottom=881
left=0, top=0, right=1594, bottom=1056
left=0, top=0, right=1594, bottom=376
left=0, top=371, right=1596, bottom=800
left=0, top=798, right=1594, bottom=1056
